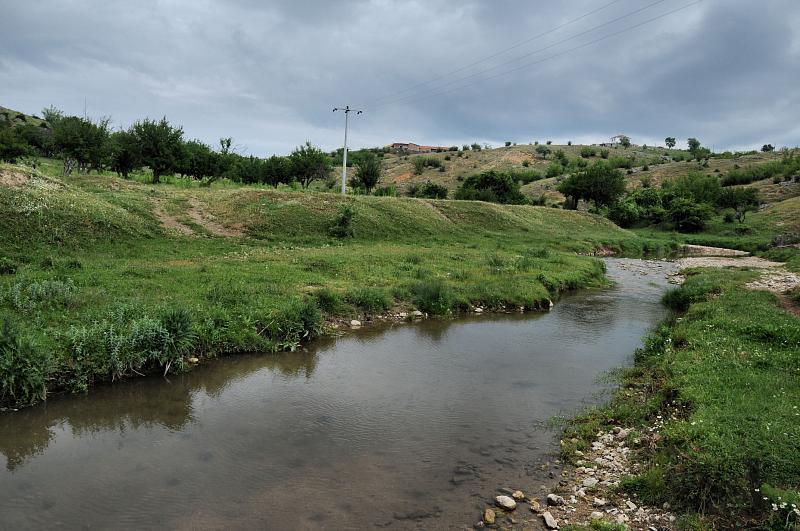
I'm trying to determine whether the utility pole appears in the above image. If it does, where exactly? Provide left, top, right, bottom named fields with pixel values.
left=333, top=106, right=363, bottom=195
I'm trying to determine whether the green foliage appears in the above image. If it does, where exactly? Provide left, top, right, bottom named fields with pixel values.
left=0, top=258, right=17, bottom=275
left=608, top=155, right=634, bottom=169
left=108, top=129, right=141, bottom=178
left=579, top=146, right=596, bottom=158
left=0, top=127, right=32, bottom=163
left=667, top=198, right=713, bottom=232
left=557, top=161, right=625, bottom=208
left=132, top=117, right=184, bottom=183
left=761, top=144, right=775, bottom=152
left=373, top=185, right=397, bottom=197
left=455, top=170, right=527, bottom=204
left=665, top=137, right=676, bottom=149
left=313, top=288, right=347, bottom=313
left=7, top=279, right=77, bottom=311
left=408, top=180, right=448, bottom=199
left=667, top=171, right=721, bottom=205
left=52, top=116, right=110, bottom=174
left=412, top=156, right=442, bottom=175
left=535, top=145, right=551, bottom=158
left=0, top=318, right=49, bottom=407
left=346, top=287, right=392, bottom=312
left=721, top=151, right=799, bottom=186
left=288, top=141, right=330, bottom=189
left=410, top=279, right=453, bottom=315
left=470, top=143, right=481, bottom=151
left=600, top=149, right=609, bottom=159
left=328, top=203, right=355, bottom=238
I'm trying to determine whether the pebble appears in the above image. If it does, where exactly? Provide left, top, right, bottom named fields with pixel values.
left=187, top=357, right=199, bottom=364
left=590, top=511, right=604, bottom=520
left=483, top=508, right=495, bottom=524
left=529, top=500, right=541, bottom=512
left=511, top=490, right=525, bottom=501
left=350, top=319, right=361, bottom=327
left=495, top=495, right=516, bottom=511
left=546, top=494, right=565, bottom=506
left=582, top=477, right=598, bottom=488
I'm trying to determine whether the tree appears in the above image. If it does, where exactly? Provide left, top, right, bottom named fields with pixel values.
left=665, top=137, right=676, bottom=149
left=717, top=187, right=759, bottom=223
left=470, top=143, right=482, bottom=151
left=349, top=152, right=382, bottom=193
left=762, top=144, right=775, bottom=152
left=669, top=171, right=721, bottom=205
left=41, top=105, right=64, bottom=126
left=557, top=161, right=625, bottom=208
left=179, top=140, right=218, bottom=181
left=619, top=136, right=631, bottom=149
left=51, top=116, right=110, bottom=175
left=408, top=181, right=448, bottom=199
left=264, top=155, right=290, bottom=188
left=454, top=170, right=526, bottom=204
left=504, top=141, right=512, bottom=147
left=132, top=117, right=184, bottom=183
left=667, top=198, right=712, bottom=232
left=0, top=128, right=31, bottom=163
left=289, top=141, right=330, bottom=188
left=535, top=145, right=551, bottom=158
left=108, top=129, right=141, bottom=178
left=687, top=137, right=701, bottom=153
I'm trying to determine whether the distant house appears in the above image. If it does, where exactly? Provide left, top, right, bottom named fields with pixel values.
left=390, top=142, right=448, bottom=154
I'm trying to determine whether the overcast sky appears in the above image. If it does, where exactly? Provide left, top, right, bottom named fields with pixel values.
left=1, top=0, right=798, bottom=155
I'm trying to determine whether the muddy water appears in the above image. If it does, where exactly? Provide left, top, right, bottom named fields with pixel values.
left=0, top=259, right=676, bottom=530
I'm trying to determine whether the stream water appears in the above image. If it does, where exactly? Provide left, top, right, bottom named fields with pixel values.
left=0, top=259, right=676, bottom=530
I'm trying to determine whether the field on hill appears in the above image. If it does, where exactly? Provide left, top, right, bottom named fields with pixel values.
left=0, top=162, right=660, bottom=407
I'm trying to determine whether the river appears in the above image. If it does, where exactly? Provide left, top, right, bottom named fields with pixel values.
left=0, top=259, right=676, bottom=529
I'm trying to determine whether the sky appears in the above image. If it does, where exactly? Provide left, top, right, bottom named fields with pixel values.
left=1, top=0, right=798, bottom=155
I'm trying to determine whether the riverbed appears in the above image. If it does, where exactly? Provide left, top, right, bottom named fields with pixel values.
left=0, top=259, right=676, bottom=529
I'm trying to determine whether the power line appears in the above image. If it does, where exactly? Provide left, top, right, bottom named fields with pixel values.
left=369, top=0, right=670, bottom=111
left=371, top=0, right=702, bottom=112
left=364, top=0, right=626, bottom=107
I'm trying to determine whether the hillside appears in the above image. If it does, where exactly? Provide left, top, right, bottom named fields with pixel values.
left=0, top=163, right=650, bottom=407
left=0, top=106, right=49, bottom=129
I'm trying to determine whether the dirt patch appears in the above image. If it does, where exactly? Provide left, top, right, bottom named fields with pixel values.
left=151, top=199, right=194, bottom=236
left=186, top=197, right=244, bottom=237
left=0, top=169, right=30, bottom=188
left=675, top=256, right=783, bottom=270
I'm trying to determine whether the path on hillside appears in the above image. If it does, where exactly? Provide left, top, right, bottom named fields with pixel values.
left=151, top=196, right=244, bottom=237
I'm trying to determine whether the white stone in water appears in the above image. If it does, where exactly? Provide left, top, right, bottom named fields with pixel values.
left=495, top=495, right=517, bottom=511
left=350, top=319, right=361, bottom=327
left=411, top=310, right=424, bottom=317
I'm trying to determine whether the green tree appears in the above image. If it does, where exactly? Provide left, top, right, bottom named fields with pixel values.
left=668, top=198, right=712, bottom=232
left=454, top=170, right=526, bottom=204
left=557, top=161, right=625, bottom=208
left=41, top=105, right=64, bottom=126
left=761, top=144, right=775, bottom=152
left=665, top=137, right=676, bottom=149
left=619, top=136, right=631, bottom=148
left=51, top=116, right=110, bottom=175
left=535, top=145, right=551, bottom=158
left=717, top=187, right=759, bottom=223
left=179, top=140, right=218, bottom=181
left=408, top=181, right=448, bottom=199
left=289, top=141, right=330, bottom=189
left=0, top=128, right=31, bottom=163
left=349, top=152, right=382, bottom=193
left=687, top=137, right=701, bottom=153
left=132, top=117, right=184, bottom=183
left=108, top=129, right=141, bottom=178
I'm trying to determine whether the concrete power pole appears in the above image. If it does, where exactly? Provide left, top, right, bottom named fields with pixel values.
left=333, top=106, right=363, bottom=195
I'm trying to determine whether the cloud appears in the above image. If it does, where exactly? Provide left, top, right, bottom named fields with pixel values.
left=1, top=0, right=797, bottom=154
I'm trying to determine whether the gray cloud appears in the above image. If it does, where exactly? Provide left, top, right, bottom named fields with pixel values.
left=1, top=0, right=797, bottom=154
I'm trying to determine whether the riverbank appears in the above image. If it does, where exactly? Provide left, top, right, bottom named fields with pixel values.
left=1, top=164, right=674, bottom=409
left=549, top=259, right=800, bottom=529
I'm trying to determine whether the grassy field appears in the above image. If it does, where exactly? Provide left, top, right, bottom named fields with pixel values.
left=561, top=269, right=800, bottom=527
left=0, top=162, right=664, bottom=408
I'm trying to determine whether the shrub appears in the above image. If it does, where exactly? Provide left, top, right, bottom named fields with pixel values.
left=373, top=185, right=397, bottom=197
left=557, top=161, right=625, bottom=208
left=0, top=318, right=49, bottom=407
left=328, top=204, right=355, bottom=238
left=413, top=157, right=425, bottom=175
left=667, top=198, right=713, bottom=232
left=608, top=199, right=643, bottom=228
left=408, top=180, right=448, bottom=199
left=505, top=141, right=512, bottom=147
left=522, top=160, right=530, bottom=167
left=580, top=146, right=596, bottom=158
left=600, top=149, right=609, bottom=159
left=535, top=145, right=551, bottom=158
left=160, top=308, right=197, bottom=372
left=261, top=298, right=322, bottom=351
left=410, top=279, right=453, bottom=315
left=8, top=279, right=77, bottom=311
left=608, top=155, right=634, bottom=169
left=313, top=288, right=347, bottom=313
left=346, top=287, right=392, bottom=312
left=454, top=170, right=527, bottom=204
left=722, top=210, right=736, bottom=223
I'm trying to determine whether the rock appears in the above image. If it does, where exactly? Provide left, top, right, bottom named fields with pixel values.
left=615, top=429, right=630, bottom=440
left=398, top=312, right=408, bottom=318
left=411, top=310, right=424, bottom=317
left=483, top=508, right=496, bottom=524
left=582, top=477, right=599, bottom=488
left=474, top=307, right=484, bottom=313
left=625, top=500, right=638, bottom=512
left=187, top=357, right=199, bottom=364
left=592, top=497, right=608, bottom=507
left=542, top=511, right=559, bottom=529
left=350, top=319, right=362, bottom=327
left=512, top=490, right=525, bottom=501
left=529, top=500, right=541, bottom=512
left=590, top=511, right=604, bottom=520
left=495, top=495, right=516, bottom=511
left=546, top=494, right=564, bottom=506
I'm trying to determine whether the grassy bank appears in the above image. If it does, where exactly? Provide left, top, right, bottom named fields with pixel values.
left=562, top=269, right=800, bottom=528
left=0, top=164, right=663, bottom=408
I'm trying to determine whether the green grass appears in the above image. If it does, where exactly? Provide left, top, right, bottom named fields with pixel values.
left=562, top=268, right=800, bottom=527
left=0, top=162, right=652, bottom=407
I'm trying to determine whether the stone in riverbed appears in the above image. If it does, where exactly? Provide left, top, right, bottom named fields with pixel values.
left=411, top=310, right=424, bottom=317
left=483, top=508, right=496, bottom=524
left=512, top=490, right=525, bottom=501
left=542, top=511, right=559, bottom=529
left=350, top=319, right=361, bottom=327
left=495, top=495, right=516, bottom=511
left=546, top=494, right=565, bottom=506
left=188, top=357, right=199, bottom=364
left=529, top=500, right=541, bottom=512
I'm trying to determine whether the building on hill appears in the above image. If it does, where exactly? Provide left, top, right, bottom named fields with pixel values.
left=390, top=142, right=448, bottom=154
left=610, top=134, right=630, bottom=146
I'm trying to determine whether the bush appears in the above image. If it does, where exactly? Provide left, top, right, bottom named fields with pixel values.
left=373, top=185, right=397, bottom=197
left=580, top=146, right=596, bottom=158
left=535, top=145, right=551, bottom=158
left=608, top=155, right=634, bottom=169
left=454, top=170, right=527, bottom=204
left=0, top=318, right=49, bottom=407
left=328, top=204, right=355, bottom=238
left=608, top=199, right=643, bottom=228
left=346, top=287, right=392, bottom=312
left=667, top=198, right=713, bottom=232
left=410, top=279, right=453, bottom=315
left=600, top=149, right=609, bottom=159
left=313, top=288, right=347, bottom=313
left=722, top=209, right=736, bottom=223
left=522, top=160, right=530, bottom=167
left=261, top=298, right=322, bottom=351
left=408, top=180, right=448, bottom=199
left=8, top=279, right=77, bottom=311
